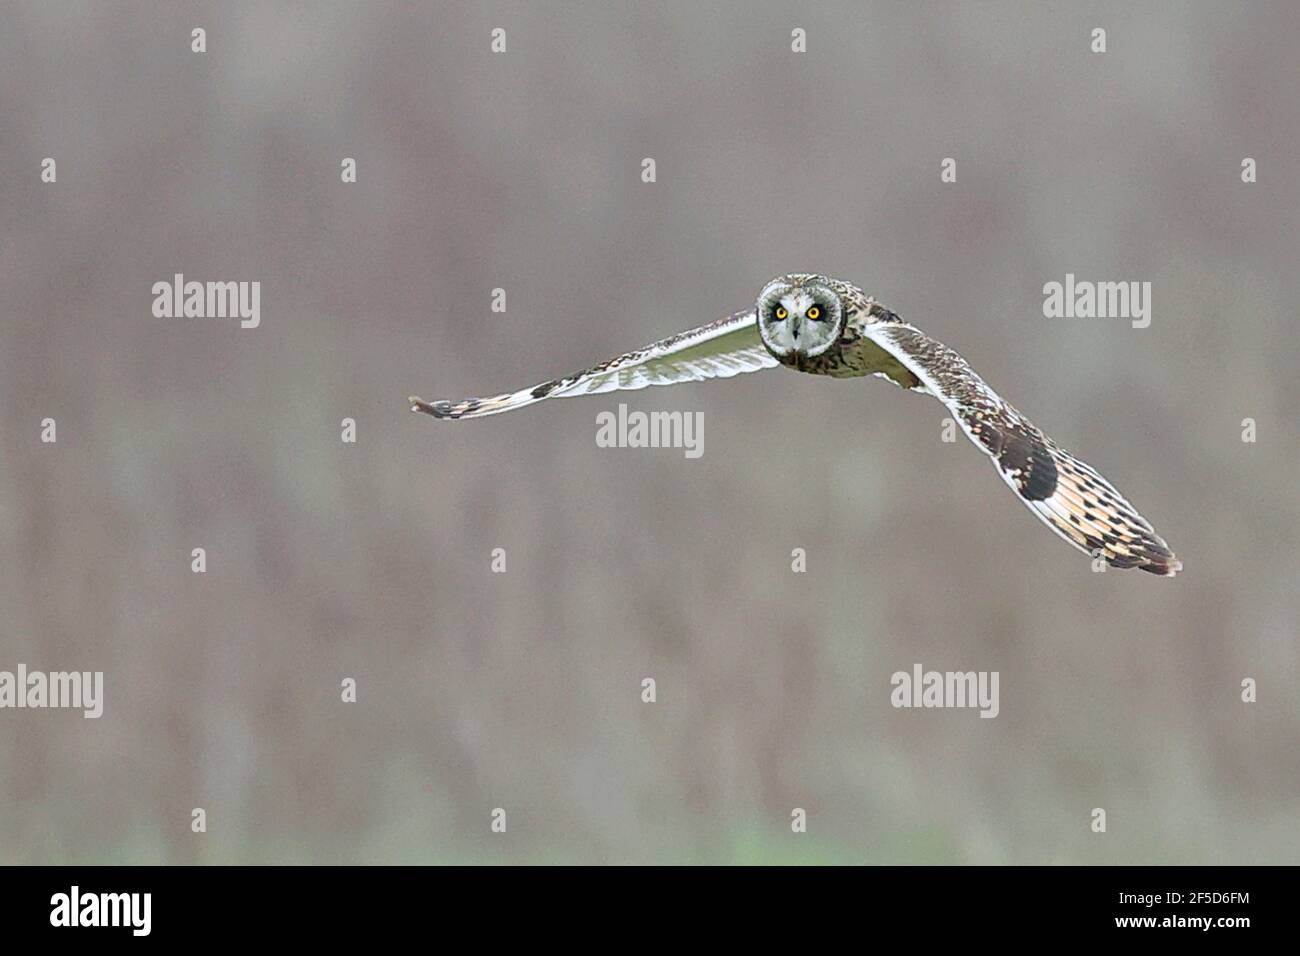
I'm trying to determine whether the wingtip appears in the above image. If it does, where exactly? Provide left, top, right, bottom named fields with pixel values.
left=1142, top=555, right=1183, bottom=577
left=409, top=395, right=450, bottom=418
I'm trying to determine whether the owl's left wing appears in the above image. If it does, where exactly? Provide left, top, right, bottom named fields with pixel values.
left=410, top=308, right=777, bottom=420
left=860, top=322, right=1181, bottom=575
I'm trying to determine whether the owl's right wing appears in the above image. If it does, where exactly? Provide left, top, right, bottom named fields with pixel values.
left=410, top=308, right=778, bottom=420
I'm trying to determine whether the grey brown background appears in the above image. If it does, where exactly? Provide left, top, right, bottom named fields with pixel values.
left=2, top=1, right=1297, bottom=864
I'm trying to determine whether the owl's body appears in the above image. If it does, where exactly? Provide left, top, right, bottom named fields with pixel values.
left=411, top=273, right=1182, bottom=576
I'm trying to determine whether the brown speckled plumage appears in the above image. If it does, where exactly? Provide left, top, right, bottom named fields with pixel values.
left=410, top=273, right=1180, bottom=575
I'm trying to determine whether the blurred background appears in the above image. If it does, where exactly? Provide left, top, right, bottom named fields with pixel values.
left=1, top=1, right=1297, bottom=864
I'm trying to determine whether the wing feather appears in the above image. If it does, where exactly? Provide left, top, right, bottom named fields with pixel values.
left=410, top=309, right=777, bottom=420
left=859, top=322, right=1181, bottom=576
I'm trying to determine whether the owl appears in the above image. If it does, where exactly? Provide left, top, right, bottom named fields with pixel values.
left=411, top=273, right=1181, bottom=575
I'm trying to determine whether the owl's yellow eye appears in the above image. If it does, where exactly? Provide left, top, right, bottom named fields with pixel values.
left=807, top=306, right=821, bottom=320
left=774, top=306, right=788, bottom=320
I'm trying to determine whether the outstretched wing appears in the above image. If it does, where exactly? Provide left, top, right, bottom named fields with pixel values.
left=860, top=322, right=1181, bottom=576
left=410, top=309, right=778, bottom=420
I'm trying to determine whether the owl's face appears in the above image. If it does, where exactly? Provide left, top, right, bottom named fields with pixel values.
left=755, top=275, right=846, bottom=361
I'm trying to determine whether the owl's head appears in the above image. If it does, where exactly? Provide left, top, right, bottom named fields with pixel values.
left=755, top=274, right=846, bottom=360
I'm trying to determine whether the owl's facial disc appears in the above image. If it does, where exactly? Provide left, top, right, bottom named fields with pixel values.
left=756, top=279, right=844, bottom=360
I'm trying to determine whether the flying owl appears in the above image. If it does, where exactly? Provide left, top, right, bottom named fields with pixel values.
left=410, top=273, right=1181, bottom=576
